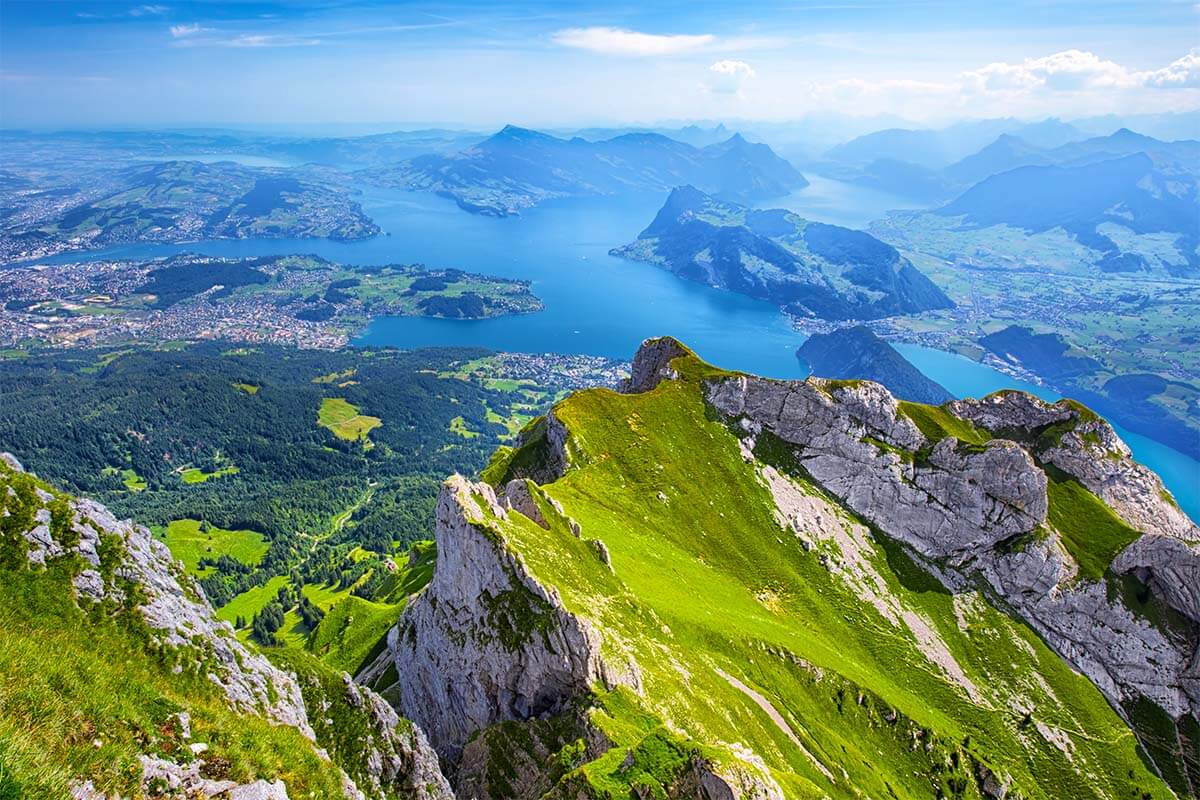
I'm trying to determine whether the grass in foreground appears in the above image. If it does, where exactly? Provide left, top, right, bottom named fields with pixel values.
left=0, top=565, right=343, bottom=799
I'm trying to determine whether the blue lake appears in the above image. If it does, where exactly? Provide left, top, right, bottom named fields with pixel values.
left=30, top=184, right=1198, bottom=521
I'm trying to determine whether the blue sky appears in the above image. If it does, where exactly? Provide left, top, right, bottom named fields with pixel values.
left=1, top=1, right=1197, bottom=129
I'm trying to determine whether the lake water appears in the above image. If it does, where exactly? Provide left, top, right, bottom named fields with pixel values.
left=765, top=174, right=926, bottom=229
left=27, top=184, right=1198, bottom=520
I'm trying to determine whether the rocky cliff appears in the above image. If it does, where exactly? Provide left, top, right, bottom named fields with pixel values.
left=377, top=337, right=1197, bottom=799
left=0, top=452, right=450, bottom=800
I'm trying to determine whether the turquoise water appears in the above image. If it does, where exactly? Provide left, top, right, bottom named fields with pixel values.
left=28, top=185, right=1198, bottom=520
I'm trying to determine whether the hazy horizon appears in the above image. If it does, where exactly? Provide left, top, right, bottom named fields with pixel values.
left=1, top=0, right=1197, bottom=129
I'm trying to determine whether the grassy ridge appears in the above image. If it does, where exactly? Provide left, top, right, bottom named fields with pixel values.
left=472, top=356, right=1171, bottom=798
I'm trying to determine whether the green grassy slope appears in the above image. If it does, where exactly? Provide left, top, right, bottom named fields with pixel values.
left=0, top=461, right=347, bottom=799
left=470, top=352, right=1173, bottom=799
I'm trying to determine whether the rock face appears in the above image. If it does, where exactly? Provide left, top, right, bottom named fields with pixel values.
left=692, top=353, right=1200, bottom=723
left=390, top=474, right=629, bottom=762
left=12, top=459, right=313, bottom=735
left=706, top=374, right=1047, bottom=562
left=340, top=675, right=455, bottom=800
left=622, top=335, right=691, bottom=393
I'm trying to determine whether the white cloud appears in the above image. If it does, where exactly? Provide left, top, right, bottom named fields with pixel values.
left=169, top=23, right=204, bottom=38
left=552, top=26, right=714, bottom=57
left=129, top=4, right=169, bottom=16
left=1143, top=49, right=1200, bottom=89
left=964, top=49, right=1135, bottom=93
left=706, top=60, right=756, bottom=94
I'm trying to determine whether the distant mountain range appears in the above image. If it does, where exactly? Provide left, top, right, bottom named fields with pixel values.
left=797, top=326, right=954, bottom=404
left=610, top=185, right=953, bottom=321
left=938, top=148, right=1199, bottom=274
left=823, top=117, right=1086, bottom=170
left=818, top=124, right=1200, bottom=208
left=363, top=125, right=808, bottom=216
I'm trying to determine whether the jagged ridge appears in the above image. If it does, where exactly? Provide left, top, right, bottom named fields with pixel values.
left=379, top=337, right=1198, bottom=799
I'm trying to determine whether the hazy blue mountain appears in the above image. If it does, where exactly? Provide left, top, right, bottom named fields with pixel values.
left=937, top=152, right=1199, bottom=272
left=611, top=185, right=953, bottom=320
left=1046, top=129, right=1200, bottom=175
left=823, top=117, right=1087, bottom=170
left=364, top=126, right=808, bottom=216
left=561, top=123, right=732, bottom=147
left=816, top=117, right=1088, bottom=200
left=942, top=134, right=1052, bottom=187
left=844, top=157, right=951, bottom=201
left=824, top=128, right=958, bottom=169
left=796, top=325, right=954, bottom=404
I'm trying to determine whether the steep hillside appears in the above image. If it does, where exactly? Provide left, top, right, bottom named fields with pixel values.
left=376, top=337, right=1197, bottom=799
left=362, top=127, right=807, bottom=216
left=0, top=453, right=451, bottom=800
left=611, top=186, right=952, bottom=320
left=796, top=326, right=954, bottom=404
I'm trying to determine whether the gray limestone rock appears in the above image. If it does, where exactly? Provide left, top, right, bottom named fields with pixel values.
left=390, top=474, right=637, bottom=762
left=621, top=335, right=691, bottom=394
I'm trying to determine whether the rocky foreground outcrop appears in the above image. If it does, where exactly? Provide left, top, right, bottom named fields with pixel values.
left=2, top=453, right=450, bottom=800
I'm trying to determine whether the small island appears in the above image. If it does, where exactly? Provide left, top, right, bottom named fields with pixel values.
left=0, top=253, right=542, bottom=351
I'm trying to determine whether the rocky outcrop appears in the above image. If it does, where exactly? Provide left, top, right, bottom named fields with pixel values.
left=9, top=457, right=312, bottom=736
left=706, top=374, right=1047, bottom=562
left=139, top=755, right=290, bottom=799
left=5, top=454, right=453, bottom=800
left=982, top=538, right=1198, bottom=717
left=952, top=392, right=1197, bottom=541
left=340, top=674, right=455, bottom=800
left=622, top=335, right=691, bottom=393
left=390, top=475, right=635, bottom=762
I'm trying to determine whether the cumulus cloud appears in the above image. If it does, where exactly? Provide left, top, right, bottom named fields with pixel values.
left=962, top=49, right=1200, bottom=95
left=705, top=60, right=756, bottom=94
left=552, top=26, right=714, bottom=56
left=1143, top=49, right=1200, bottom=89
left=963, top=49, right=1135, bottom=93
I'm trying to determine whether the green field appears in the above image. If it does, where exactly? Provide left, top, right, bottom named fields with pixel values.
left=231, top=382, right=259, bottom=394
left=317, top=397, right=381, bottom=444
left=180, top=465, right=240, bottom=484
left=120, top=468, right=146, bottom=492
left=159, top=519, right=268, bottom=578
left=449, top=415, right=480, bottom=438
left=216, top=575, right=290, bottom=625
